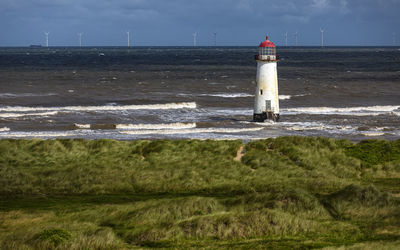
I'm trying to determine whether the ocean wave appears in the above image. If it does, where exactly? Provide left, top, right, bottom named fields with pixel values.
left=179, top=93, right=307, bottom=100
left=0, top=131, right=75, bottom=138
left=71, top=123, right=198, bottom=130
left=0, top=111, right=58, bottom=118
left=279, top=94, right=310, bottom=100
left=280, top=122, right=357, bottom=133
left=177, top=93, right=308, bottom=100
left=200, top=93, right=254, bottom=98
left=258, top=120, right=392, bottom=136
left=203, top=108, right=253, bottom=116
left=0, top=127, right=10, bottom=132
left=121, top=127, right=263, bottom=135
left=248, top=120, right=394, bottom=136
left=178, top=93, right=253, bottom=98
left=362, top=132, right=385, bottom=137
left=0, top=102, right=197, bottom=113
left=282, top=105, right=400, bottom=116
left=0, top=93, right=57, bottom=98
left=247, top=120, right=357, bottom=133
left=116, top=122, right=196, bottom=130
left=74, top=124, right=91, bottom=129
left=240, top=120, right=276, bottom=126
left=278, top=95, right=291, bottom=100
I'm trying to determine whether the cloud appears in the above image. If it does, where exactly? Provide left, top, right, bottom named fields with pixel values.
left=311, top=0, right=330, bottom=10
left=0, top=0, right=399, bottom=45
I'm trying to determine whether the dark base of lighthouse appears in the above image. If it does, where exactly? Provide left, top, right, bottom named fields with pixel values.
left=253, top=112, right=280, bottom=122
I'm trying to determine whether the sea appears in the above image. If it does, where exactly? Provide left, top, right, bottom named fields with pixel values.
left=0, top=46, right=399, bottom=141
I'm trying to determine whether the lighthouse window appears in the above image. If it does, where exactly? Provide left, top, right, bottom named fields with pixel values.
left=259, top=47, right=276, bottom=56
left=260, top=89, right=263, bottom=95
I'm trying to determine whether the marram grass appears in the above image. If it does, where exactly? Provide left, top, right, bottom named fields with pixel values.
left=0, top=137, right=399, bottom=249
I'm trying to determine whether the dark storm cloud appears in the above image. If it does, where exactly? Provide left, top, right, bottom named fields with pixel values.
left=0, top=0, right=399, bottom=46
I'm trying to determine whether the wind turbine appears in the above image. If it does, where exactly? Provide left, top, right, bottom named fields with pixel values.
left=320, top=28, right=324, bottom=48
left=78, top=33, right=83, bottom=47
left=213, top=32, right=217, bottom=47
left=193, top=32, right=198, bottom=47
left=294, top=31, right=299, bottom=47
left=44, top=32, right=50, bottom=48
left=127, top=31, right=130, bottom=47
left=284, top=32, right=288, bottom=46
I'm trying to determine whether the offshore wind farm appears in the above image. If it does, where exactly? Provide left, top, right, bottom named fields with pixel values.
left=24, top=29, right=399, bottom=48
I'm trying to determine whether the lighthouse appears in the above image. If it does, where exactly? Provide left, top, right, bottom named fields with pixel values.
left=253, top=35, right=280, bottom=122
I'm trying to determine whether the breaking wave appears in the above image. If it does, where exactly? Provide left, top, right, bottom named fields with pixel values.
left=0, top=102, right=197, bottom=113
left=0, top=131, right=75, bottom=138
left=72, top=123, right=197, bottom=130
left=251, top=120, right=394, bottom=136
left=0, top=127, right=10, bottom=132
left=0, top=93, right=57, bottom=98
left=282, top=105, right=400, bottom=116
left=74, top=124, right=91, bottom=129
left=178, top=93, right=253, bottom=98
left=177, top=93, right=308, bottom=100
left=279, top=94, right=310, bottom=100
left=121, top=127, right=263, bottom=135
left=0, top=111, right=58, bottom=118
left=201, top=93, right=254, bottom=98
left=278, top=95, right=291, bottom=100
left=280, top=122, right=355, bottom=132
left=362, top=132, right=385, bottom=137
left=116, top=123, right=196, bottom=130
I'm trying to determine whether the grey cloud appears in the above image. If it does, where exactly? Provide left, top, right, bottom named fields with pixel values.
left=0, top=0, right=399, bottom=46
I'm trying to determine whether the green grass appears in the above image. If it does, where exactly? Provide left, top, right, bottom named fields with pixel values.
left=0, top=137, right=399, bottom=249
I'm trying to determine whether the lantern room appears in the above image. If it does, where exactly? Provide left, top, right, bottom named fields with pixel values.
left=255, top=36, right=279, bottom=61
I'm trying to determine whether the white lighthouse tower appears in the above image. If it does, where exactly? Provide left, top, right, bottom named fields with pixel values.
left=253, top=35, right=280, bottom=122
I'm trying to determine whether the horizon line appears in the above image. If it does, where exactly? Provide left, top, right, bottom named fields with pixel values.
left=0, top=45, right=399, bottom=48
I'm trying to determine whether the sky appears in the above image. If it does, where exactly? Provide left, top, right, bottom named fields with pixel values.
left=0, top=0, right=399, bottom=46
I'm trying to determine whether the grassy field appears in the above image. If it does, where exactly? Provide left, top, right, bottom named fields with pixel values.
left=0, top=137, right=399, bottom=249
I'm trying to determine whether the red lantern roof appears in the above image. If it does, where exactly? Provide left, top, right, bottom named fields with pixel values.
left=258, top=36, right=276, bottom=48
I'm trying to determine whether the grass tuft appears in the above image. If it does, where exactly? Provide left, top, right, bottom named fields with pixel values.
left=34, top=228, right=71, bottom=246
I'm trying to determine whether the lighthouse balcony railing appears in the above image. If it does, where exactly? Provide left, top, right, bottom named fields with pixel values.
left=255, top=54, right=280, bottom=61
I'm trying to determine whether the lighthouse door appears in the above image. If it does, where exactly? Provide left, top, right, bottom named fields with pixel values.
left=265, top=100, right=272, bottom=111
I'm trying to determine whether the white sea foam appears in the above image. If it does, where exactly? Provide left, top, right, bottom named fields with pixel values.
left=0, top=131, right=75, bottom=138
left=0, top=127, right=10, bottom=132
left=285, top=125, right=325, bottom=131
left=0, top=93, right=57, bottom=98
left=362, top=132, right=385, bottom=137
left=279, top=94, right=310, bottom=100
left=74, top=124, right=91, bottom=129
left=200, top=93, right=254, bottom=98
left=375, top=127, right=390, bottom=131
left=180, top=93, right=307, bottom=99
left=248, top=120, right=358, bottom=133
left=241, top=120, right=276, bottom=126
left=245, top=119, right=394, bottom=137
left=117, top=123, right=196, bottom=130
left=121, top=127, right=263, bottom=135
left=178, top=93, right=253, bottom=98
left=0, top=111, right=58, bottom=118
left=282, top=105, right=400, bottom=116
left=0, top=102, right=197, bottom=113
left=280, top=122, right=356, bottom=133
left=201, top=108, right=253, bottom=116
left=278, top=95, right=291, bottom=100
